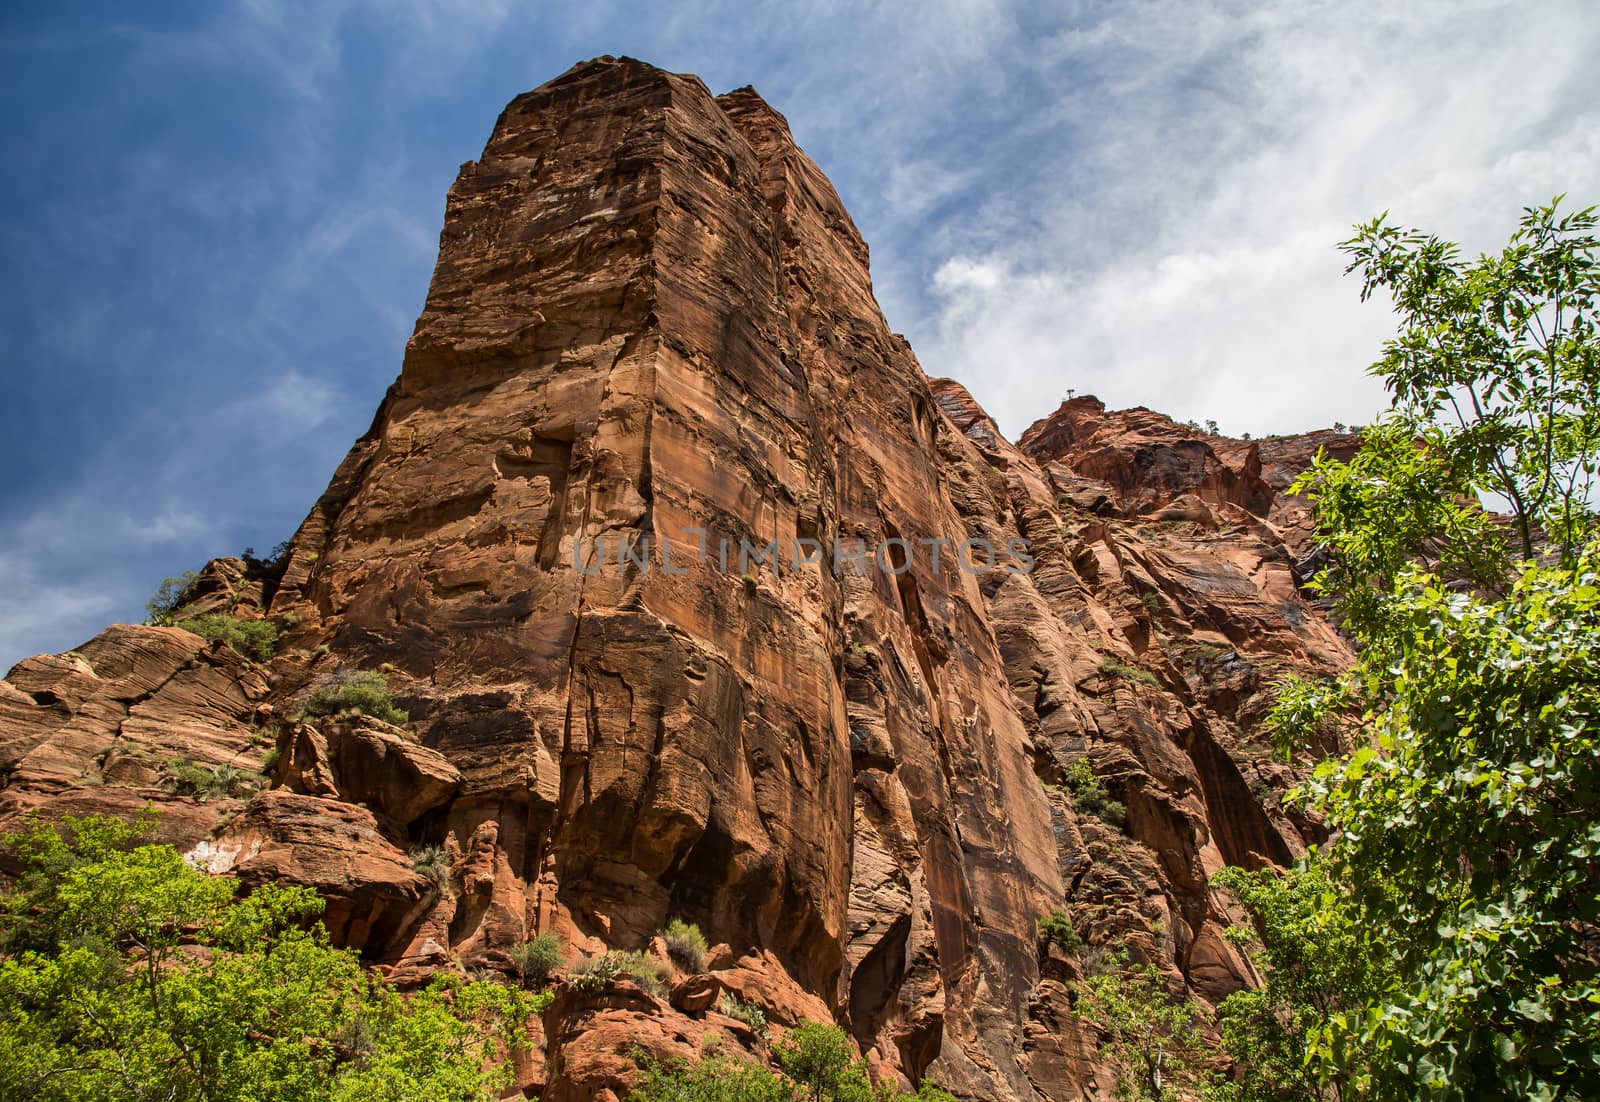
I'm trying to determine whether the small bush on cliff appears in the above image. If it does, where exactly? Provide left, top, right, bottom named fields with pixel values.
left=567, top=952, right=621, bottom=992
left=162, top=758, right=260, bottom=801
left=614, top=949, right=669, bottom=995
left=569, top=950, right=667, bottom=996
left=717, top=992, right=769, bottom=1041
left=145, top=570, right=199, bottom=625
left=630, top=1021, right=956, bottom=1102
left=509, top=933, right=564, bottom=987
left=1098, top=656, right=1158, bottom=687
left=174, top=613, right=278, bottom=661
left=408, top=843, right=451, bottom=894
left=1064, top=759, right=1126, bottom=827
left=0, top=813, right=527, bottom=1101
left=1037, top=908, right=1081, bottom=955
left=303, top=670, right=409, bottom=727
left=659, top=918, right=708, bottom=972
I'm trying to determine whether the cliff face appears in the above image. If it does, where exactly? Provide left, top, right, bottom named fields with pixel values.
left=0, top=58, right=1355, bottom=1100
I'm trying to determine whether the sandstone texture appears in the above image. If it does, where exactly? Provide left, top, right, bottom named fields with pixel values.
left=0, top=57, right=1360, bottom=1099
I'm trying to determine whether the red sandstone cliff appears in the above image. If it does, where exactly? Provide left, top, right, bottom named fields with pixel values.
left=0, top=58, right=1358, bottom=1100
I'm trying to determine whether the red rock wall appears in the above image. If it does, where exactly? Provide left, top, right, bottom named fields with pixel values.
left=0, top=57, right=1357, bottom=1101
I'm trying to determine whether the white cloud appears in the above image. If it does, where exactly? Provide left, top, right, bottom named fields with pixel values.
left=0, top=548, right=119, bottom=674
left=0, top=367, right=350, bottom=671
left=904, top=0, right=1600, bottom=437
left=0, top=490, right=219, bottom=671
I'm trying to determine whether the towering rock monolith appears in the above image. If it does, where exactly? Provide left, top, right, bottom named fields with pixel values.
left=0, top=57, right=1356, bottom=1100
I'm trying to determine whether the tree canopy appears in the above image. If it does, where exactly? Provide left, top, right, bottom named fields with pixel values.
left=1220, top=199, right=1600, bottom=1102
left=0, top=814, right=527, bottom=1101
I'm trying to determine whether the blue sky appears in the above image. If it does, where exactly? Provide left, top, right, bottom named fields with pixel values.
left=3, top=0, right=1598, bottom=669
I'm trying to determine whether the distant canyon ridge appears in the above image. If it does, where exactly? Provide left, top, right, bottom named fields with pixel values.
left=0, top=57, right=1361, bottom=1100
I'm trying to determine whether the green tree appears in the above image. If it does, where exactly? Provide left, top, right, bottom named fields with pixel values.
left=1257, top=199, right=1600, bottom=1100
left=1294, top=557, right=1600, bottom=1100
left=303, top=670, right=409, bottom=727
left=0, top=810, right=155, bottom=953
left=1073, top=950, right=1204, bottom=1102
left=1210, top=863, right=1392, bottom=1102
left=774, top=1021, right=871, bottom=1102
left=0, top=814, right=526, bottom=1101
left=146, top=571, right=200, bottom=625
left=1306, top=198, right=1600, bottom=639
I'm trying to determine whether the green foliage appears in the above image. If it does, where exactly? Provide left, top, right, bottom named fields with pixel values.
left=508, top=932, right=563, bottom=987
left=1251, top=200, right=1600, bottom=1101
left=631, top=1020, right=957, bottom=1102
left=1064, top=758, right=1127, bottom=826
left=1262, top=674, right=1348, bottom=761
left=566, top=952, right=621, bottom=992
left=173, top=613, right=279, bottom=661
left=614, top=950, right=669, bottom=996
left=1036, top=908, right=1081, bottom=955
left=1209, top=863, right=1392, bottom=1102
left=1294, top=419, right=1513, bottom=642
left=660, top=918, right=709, bottom=973
left=0, top=815, right=526, bottom=1101
left=569, top=950, right=667, bottom=996
left=162, top=758, right=260, bottom=801
left=1299, top=198, right=1600, bottom=641
left=631, top=1051, right=801, bottom=1102
left=717, top=992, right=770, bottom=1041
left=304, top=670, right=409, bottom=727
left=0, top=812, right=156, bottom=954
left=1301, top=554, right=1600, bottom=1099
left=1099, top=656, right=1159, bottom=686
left=1074, top=950, right=1204, bottom=1102
left=145, top=571, right=199, bottom=625
left=774, top=1021, right=882, bottom=1102
left=529, top=988, right=555, bottom=1014
left=408, top=843, right=451, bottom=894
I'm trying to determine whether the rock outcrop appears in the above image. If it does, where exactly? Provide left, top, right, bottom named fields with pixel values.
left=0, top=57, right=1359, bottom=1100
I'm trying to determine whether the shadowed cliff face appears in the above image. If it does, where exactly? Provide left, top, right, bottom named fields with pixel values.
left=0, top=57, right=1356, bottom=1100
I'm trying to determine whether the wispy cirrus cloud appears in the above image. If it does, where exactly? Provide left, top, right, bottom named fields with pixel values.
left=898, top=0, right=1600, bottom=436
left=2, top=1, right=500, bottom=667
left=0, top=365, right=348, bottom=670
